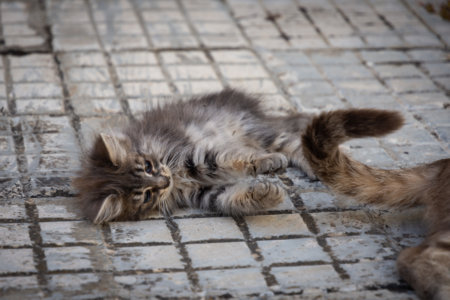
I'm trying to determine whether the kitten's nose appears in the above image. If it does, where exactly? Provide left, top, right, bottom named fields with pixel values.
left=156, top=176, right=170, bottom=189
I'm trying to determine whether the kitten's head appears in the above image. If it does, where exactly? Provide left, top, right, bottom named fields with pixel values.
left=73, top=133, right=173, bottom=224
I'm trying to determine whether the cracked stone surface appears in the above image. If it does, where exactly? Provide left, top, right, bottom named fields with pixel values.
left=0, top=0, right=449, bottom=299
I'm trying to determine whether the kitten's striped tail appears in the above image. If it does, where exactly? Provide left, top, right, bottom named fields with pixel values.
left=302, top=109, right=443, bottom=208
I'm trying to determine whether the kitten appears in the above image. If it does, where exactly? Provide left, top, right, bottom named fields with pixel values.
left=302, top=110, right=450, bottom=300
left=74, top=89, right=315, bottom=223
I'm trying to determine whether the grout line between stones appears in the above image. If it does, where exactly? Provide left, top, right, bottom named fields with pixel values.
left=176, top=0, right=229, bottom=89
left=84, top=0, right=132, bottom=119
left=40, top=2, right=124, bottom=297
left=297, top=4, right=331, bottom=47
left=258, top=0, right=291, bottom=42
left=221, top=0, right=297, bottom=108
left=233, top=216, right=279, bottom=291
left=330, top=0, right=368, bottom=45
left=129, top=0, right=180, bottom=96
left=400, top=0, right=448, bottom=48
left=4, top=51, right=51, bottom=295
left=291, top=189, right=351, bottom=281
left=355, top=50, right=450, bottom=154
left=165, top=215, right=201, bottom=294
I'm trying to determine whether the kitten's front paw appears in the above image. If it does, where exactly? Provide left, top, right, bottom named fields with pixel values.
left=249, top=181, right=285, bottom=208
left=252, top=153, right=288, bottom=175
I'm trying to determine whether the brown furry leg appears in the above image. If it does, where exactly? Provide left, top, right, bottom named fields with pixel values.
left=397, top=231, right=450, bottom=300
left=215, top=179, right=285, bottom=215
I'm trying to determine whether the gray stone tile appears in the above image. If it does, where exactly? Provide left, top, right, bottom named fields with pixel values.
left=48, top=273, right=106, bottom=298
left=122, top=82, right=172, bottom=98
left=167, top=65, right=218, bottom=80
left=422, top=62, right=450, bottom=77
left=287, top=81, right=335, bottom=97
left=72, top=99, right=123, bottom=116
left=116, top=66, right=165, bottom=81
left=35, top=197, right=82, bottom=220
left=258, top=238, right=331, bottom=265
left=40, top=221, right=101, bottom=245
left=0, top=155, right=19, bottom=175
left=334, top=80, right=388, bottom=96
left=197, top=268, right=270, bottom=297
left=0, top=223, right=31, bottom=247
left=187, top=242, right=257, bottom=268
left=218, top=64, right=269, bottom=79
left=398, top=92, right=449, bottom=111
left=0, top=249, right=35, bottom=274
left=392, top=144, right=449, bottom=166
left=361, top=50, right=410, bottom=64
left=67, top=82, right=116, bottom=98
left=45, top=246, right=92, bottom=271
left=59, top=52, right=106, bottom=67
left=160, top=51, right=209, bottom=65
left=278, top=66, right=323, bottom=82
left=408, top=49, right=448, bottom=62
left=321, top=64, right=373, bottom=80
left=272, top=265, right=342, bottom=292
left=373, top=64, right=424, bottom=79
left=176, top=217, right=242, bottom=242
left=23, top=132, right=78, bottom=154
left=110, top=220, right=173, bottom=244
left=174, top=80, right=222, bottom=95
left=115, top=272, right=193, bottom=298
left=64, top=67, right=110, bottom=82
left=11, top=67, right=60, bottom=83
left=342, top=260, right=400, bottom=286
left=211, top=50, right=259, bottom=64
left=0, top=276, right=39, bottom=295
left=16, top=99, right=65, bottom=115
left=9, top=54, right=54, bottom=68
left=309, top=51, right=360, bottom=65
left=327, top=235, right=395, bottom=261
left=312, top=211, right=375, bottom=235
left=111, top=51, right=158, bottom=66
left=0, top=203, right=26, bottom=220
left=113, top=246, right=183, bottom=271
left=26, top=153, right=78, bottom=173
left=386, top=78, right=438, bottom=93
left=245, top=214, right=311, bottom=238
left=14, top=83, right=63, bottom=99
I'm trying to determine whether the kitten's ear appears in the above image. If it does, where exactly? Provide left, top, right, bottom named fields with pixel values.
left=94, top=195, right=123, bottom=224
left=92, top=133, right=131, bottom=166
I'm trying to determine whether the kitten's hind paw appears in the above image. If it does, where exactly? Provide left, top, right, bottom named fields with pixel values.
left=252, top=153, right=288, bottom=175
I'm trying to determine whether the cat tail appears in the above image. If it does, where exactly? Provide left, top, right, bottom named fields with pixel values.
left=302, top=109, right=444, bottom=208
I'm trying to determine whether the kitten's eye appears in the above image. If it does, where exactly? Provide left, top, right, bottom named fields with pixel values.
left=144, top=160, right=153, bottom=174
left=143, top=190, right=152, bottom=204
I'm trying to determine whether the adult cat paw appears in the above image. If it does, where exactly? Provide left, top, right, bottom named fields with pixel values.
left=252, top=153, right=288, bottom=175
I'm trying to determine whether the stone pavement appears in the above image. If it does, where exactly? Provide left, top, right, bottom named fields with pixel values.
left=0, top=0, right=449, bottom=299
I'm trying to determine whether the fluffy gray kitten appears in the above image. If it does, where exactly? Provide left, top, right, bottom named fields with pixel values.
left=74, top=89, right=316, bottom=223
left=73, top=88, right=402, bottom=224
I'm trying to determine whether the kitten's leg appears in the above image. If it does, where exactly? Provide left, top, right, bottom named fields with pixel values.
left=266, top=114, right=317, bottom=179
left=191, top=179, right=286, bottom=215
left=216, top=151, right=288, bottom=176
left=268, top=134, right=316, bottom=179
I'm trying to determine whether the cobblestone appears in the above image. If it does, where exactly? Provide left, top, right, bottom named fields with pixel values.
left=0, top=0, right=448, bottom=299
